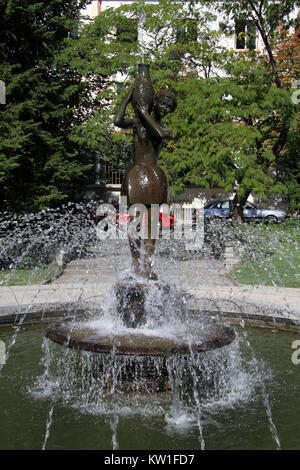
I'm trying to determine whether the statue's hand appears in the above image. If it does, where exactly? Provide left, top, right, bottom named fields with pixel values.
left=125, top=85, right=134, bottom=102
left=163, top=129, right=172, bottom=139
left=137, top=98, right=149, bottom=116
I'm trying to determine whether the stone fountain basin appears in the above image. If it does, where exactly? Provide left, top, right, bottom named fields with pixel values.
left=45, top=318, right=236, bottom=356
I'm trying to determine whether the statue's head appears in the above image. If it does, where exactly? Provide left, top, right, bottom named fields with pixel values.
left=154, top=89, right=177, bottom=119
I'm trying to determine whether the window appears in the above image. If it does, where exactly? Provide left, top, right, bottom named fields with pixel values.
left=221, top=200, right=230, bottom=209
left=244, top=202, right=255, bottom=209
left=69, top=24, right=79, bottom=39
left=214, top=200, right=230, bottom=209
left=117, top=83, right=125, bottom=94
left=176, top=19, right=198, bottom=43
left=235, top=20, right=256, bottom=50
left=104, top=164, right=123, bottom=185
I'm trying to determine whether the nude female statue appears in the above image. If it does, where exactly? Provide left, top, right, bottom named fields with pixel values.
left=114, top=82, right=177, bottom=279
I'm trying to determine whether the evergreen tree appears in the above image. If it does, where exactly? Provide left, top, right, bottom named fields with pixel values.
left=0, top=0, right=94, bottom=211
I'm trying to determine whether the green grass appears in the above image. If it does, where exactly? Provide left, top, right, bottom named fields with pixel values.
left=0, top=263, right=63, bottom=286
left=229, top=217, right=300, bottom=288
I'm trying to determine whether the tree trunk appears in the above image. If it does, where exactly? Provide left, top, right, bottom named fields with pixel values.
left=231, top=190, right=252, bottom=222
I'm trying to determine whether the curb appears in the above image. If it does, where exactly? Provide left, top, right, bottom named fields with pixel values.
left=0, top=283, right=299, bottom=332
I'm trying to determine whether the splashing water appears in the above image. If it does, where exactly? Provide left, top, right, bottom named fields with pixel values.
left=1, top=205, right=298, bottom=449
left=31, top=327, right=267, bottom=446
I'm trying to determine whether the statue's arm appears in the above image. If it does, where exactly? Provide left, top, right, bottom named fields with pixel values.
left=114, top=87, right=135, bottom=129
left=137, top=99, right=171, bottom=140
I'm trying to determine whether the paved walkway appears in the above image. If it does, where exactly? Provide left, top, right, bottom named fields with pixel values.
left=0, top=241, right=299, bottom=329
left=53, top=253, right=234, bottom=287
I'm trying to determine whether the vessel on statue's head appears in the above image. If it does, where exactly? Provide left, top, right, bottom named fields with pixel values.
left=131, top=63, right=155, bottom=117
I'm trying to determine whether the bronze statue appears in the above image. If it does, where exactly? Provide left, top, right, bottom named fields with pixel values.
left=114, top=64, right=177, bottom=280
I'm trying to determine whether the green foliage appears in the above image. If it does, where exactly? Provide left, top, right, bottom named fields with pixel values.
left=1, top=0, right=299, bottom=211
left=61, top=0, right=231, bottom=193
left=69, top=0, right=296, bottom=207
left=0, top=263, right=63, bottom=286
left=160, top=56, right=294, bottom=199
left=230, top=217, right=300, bottom=287
left=0, top=0, right=94, bottom=211
left=276, top=120, right=300, bottom=212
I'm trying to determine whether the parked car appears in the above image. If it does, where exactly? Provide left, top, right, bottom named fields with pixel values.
left=203, top=199, right=286, bottom=223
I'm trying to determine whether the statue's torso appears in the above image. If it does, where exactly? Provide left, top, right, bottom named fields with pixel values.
left=122, top=125, right=169, bottom=206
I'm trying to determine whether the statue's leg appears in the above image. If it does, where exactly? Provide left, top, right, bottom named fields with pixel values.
left=128, top=235, right=142, bottom=276
left=143, top=207, right=157, bottom=279
left=128, top=207, right=158, bottom=280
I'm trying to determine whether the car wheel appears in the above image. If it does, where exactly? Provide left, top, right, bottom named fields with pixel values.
left=265, top=215, right=278, bottom=224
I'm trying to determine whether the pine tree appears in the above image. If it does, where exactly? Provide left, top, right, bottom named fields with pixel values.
left=0, top=0, right=94, bottom=211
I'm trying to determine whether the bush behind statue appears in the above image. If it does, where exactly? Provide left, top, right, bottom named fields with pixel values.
left=0, top=203, right=98, bottom=270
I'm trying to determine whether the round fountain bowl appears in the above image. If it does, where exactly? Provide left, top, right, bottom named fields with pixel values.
left=45, top=319, right=235, bottom=356
left=45, top=318, right=235, bottom=393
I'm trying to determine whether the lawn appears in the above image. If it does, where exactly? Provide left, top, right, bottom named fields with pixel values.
left=229, top=217, right=300, bottom=288
left=0, top=263, right=63, bottom=286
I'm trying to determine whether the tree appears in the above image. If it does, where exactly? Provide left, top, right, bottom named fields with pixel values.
left=54, top=0, right=299, bottom=218
left=207, top=0, right=299, bottom=85
left=56, top=2, right=142, bottom=182
left=0, top=0, right=94, bottom=211
left=159, top=61, right=291, bottom=203
left=199, top=0, right=300, bottom=219
left=57, top=0, right=230, bottom=193
left=272, top=25, right=300, bottom=211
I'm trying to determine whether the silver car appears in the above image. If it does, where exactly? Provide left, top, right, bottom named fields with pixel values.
left=204, top=199, right=286, bottom=223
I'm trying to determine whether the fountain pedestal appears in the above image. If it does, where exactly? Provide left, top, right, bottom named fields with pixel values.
left=45, top=317, right=236, bottom=392
left=115, top=280, right=170, bottom=328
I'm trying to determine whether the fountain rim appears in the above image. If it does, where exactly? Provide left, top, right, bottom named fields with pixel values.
left=45, top=317, right=236, bottom=357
